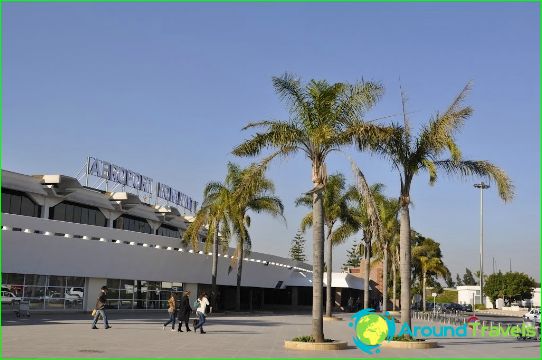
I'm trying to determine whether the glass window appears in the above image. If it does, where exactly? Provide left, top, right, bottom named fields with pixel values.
left=66, top=276, right=85, bottom=287
left=48, top=276, right=66, bottom=287
left=114, top=215, right=151, bottom=234
left=106, top=279, right=121, bottom=289
left=2, top=273, right=25, bottom=285
left=24, top=286, right=46, bottom=298
left=9, top=195, right=21, bottom=214
left=73, top=206, right=81, bottom=223
left=2, top=192, right=10, bottom=213
left=49, top=201, right=107, bottom=227
left=81, top=207, right=89, bottom=224
left=24, top=274, right=47, bottom=286
left=65, top=203, right=74, bottom=222
left=2, top=189, right=41, bottom=217
left=52, top=203, right=65, bottom=221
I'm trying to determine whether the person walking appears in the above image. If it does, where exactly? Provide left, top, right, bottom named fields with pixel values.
left=91, top=286, right=111, bottom=330
left=162, top=292, right=177, bottom=331
left=177, top=290, right=192, bottom=332
left=193, top=292, right=209, bottom=334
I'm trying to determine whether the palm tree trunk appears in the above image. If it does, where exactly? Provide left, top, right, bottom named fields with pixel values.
left=392, top=260, right=397, bottom=311
left=325, top=230, right=333, bottom=317
left=422, top=272, right=427, bottom=312
left=211, top=221, right=220, bottom=311
left=399, top=202, right=412, bottom=331
left=312, top=189, right=325, bottom=342
left=363, top=241, right=370, bottom=309
left=382, top=243, right=388, bottom=312
left=236, top=245, right=244, bottom=312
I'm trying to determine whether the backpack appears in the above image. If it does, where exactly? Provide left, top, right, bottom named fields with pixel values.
left=193, top=298, right=200, bottom=308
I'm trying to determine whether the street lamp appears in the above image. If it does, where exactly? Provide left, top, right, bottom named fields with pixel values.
left=474, top=181, right=490, bottom=308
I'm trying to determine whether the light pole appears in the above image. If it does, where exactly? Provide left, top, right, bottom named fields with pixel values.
left=474, top=181, right=490, bottom=307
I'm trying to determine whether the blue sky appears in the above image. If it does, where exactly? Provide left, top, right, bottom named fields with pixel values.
left=2, top=2, right=540, bottom=280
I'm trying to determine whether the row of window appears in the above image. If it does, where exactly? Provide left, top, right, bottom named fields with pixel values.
left=49, top=201, right=108, bottom=227
left=1, top=189, right=41, bottom=218
left=104, top=279, right=183, bottom=310
left=2, top=273, right=86, bottom=311
left=114, top=215, right=152, bottom=234
left=2, top=189, right=183, bottom=239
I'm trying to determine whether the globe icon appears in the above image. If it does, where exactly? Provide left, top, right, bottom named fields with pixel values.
left=355, top=314, right=388, bottom=346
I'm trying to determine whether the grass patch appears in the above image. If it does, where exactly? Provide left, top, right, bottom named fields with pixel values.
left=291, top=336, right=334, bottom=343
left=391, top=335, right=425, bottom=342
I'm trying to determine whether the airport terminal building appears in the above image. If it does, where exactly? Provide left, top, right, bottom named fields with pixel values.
left=1, top=166, right=365, bottom=313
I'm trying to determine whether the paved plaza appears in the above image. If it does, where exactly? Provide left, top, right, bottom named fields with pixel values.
left=2, top=311, right=540, bottom=358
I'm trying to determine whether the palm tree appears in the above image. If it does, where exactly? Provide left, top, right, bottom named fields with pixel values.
left=184, top=163, right=284, bottom=312
left=370, top=193, right=400, bottom=312
left=360, top=84, right=514, bottom=329
left=233, top=73, right=388, bottom=342
left=295, top=173, right=358, bottom=318
left=225, top=163, right=285, bottom=311
left=417, top=256, right=449, bottom=312
left=349, top=183, right=387, bottom=310
left=183, top=178, right=232, bottom=311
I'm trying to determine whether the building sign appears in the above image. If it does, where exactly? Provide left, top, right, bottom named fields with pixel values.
left=87, top=157, right=153, bottom=193
left=157, top=182, right=198, bottom=213
left=86, top=156, right=198, bottom=212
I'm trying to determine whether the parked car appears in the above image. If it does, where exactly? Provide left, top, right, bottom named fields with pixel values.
left=67, top=287, right=84, bottom=298
left=1, top=291, right=22, bottom=304
left=523, top=309, right=540, bottom=321
left=462, top=304, right=473, bottom=312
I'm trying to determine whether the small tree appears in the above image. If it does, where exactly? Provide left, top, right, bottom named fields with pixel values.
left=445, top=273, right=455, bottom=288
left=484, top=271, right=505, bottom=305
left=343, top=242, right=362, bottom=270
left=456, top=274, right=463, bottom=287
left=463, top=268, right=477, bottom=286
left=290, top=230, right=306, bottom=262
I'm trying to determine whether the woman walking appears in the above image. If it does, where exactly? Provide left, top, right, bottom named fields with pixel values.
left=162, top=293, right=177, bottom=331
left=193, top=292, right=209, bottom=334
left=177, top=290, right=192, bottom=332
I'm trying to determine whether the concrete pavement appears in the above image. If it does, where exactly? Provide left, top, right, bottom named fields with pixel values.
left=2, top=311, right=540, bottom=358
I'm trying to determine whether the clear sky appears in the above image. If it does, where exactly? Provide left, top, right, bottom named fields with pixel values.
left=2, top=2, right=540, bottom=281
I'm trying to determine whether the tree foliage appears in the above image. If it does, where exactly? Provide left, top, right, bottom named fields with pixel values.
left=484, top=271, right=536, bottom=305
left=462, top=268, right=477, bottom=286
left=343, top=242, right=362, bottom=269
left=290, top=230, right=306, bottom=262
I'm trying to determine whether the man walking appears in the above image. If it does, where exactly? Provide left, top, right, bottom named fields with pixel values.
left=92, top=286, right=111, bottom=330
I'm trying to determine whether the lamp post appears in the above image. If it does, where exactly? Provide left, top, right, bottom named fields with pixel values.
left=474, top=182, right=490, bottom=307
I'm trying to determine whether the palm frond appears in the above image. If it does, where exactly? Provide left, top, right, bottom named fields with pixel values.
left=434, top=159, right=514, bottom=202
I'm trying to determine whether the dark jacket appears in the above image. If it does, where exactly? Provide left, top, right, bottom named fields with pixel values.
left=178, top=295, right=192, bottom=319
left=95, top=292, right=107, bottom=310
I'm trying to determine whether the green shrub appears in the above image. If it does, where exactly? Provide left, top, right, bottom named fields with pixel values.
left=291, top=336, right=334, bottom=343
left=392, top=335, right=425, bottom=342
left=475, top=304, right=487, bottom=310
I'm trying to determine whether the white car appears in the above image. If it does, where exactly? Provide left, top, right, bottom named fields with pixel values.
left=1, top=291, right=22, bottom=304
left=523, top=309, right=540, bottom=321
left=67, top=287, right=84, bottom=298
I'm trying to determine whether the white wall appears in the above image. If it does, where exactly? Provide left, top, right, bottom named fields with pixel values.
left=2, top=213, right=309, bottom=289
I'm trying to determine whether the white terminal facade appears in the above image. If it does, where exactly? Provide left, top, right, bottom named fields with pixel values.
left=1, top=169, right=365, bottom=312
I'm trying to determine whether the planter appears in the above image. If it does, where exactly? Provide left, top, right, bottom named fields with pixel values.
left=284, top=340, right=348, bottom=351
left=380, top=340, right=438, bottom=349
left=323, top=316, right=343, bottom=321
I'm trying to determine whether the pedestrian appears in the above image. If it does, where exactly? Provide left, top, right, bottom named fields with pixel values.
left=91, top=286, right=111, bottom=330
left=162, top=292, right=177, bottom=331
left=193, top=291, right=209, bottom=334
left=347, top=296, right=354, bottom=312
left=177, top=290, right=192, bottom=332
left=356, top=296, right=362, bottom=311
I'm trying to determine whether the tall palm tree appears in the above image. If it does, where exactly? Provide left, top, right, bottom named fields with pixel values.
left=417, top=256, right=449, bottom=312
left=184, top=163, right=283, bottom=312
left=233, top=73, right=388, bottom=342
left=295, top=173, right=358, bottom=318
left=360, top=84, right=514, bottom=329
left=349, top=183, right=386, bottom=310
left=183, top=178, right=231, bottom=310
left=225, top=163, right=285, bottom=311
left=370, top=193, right=400, bottom=312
